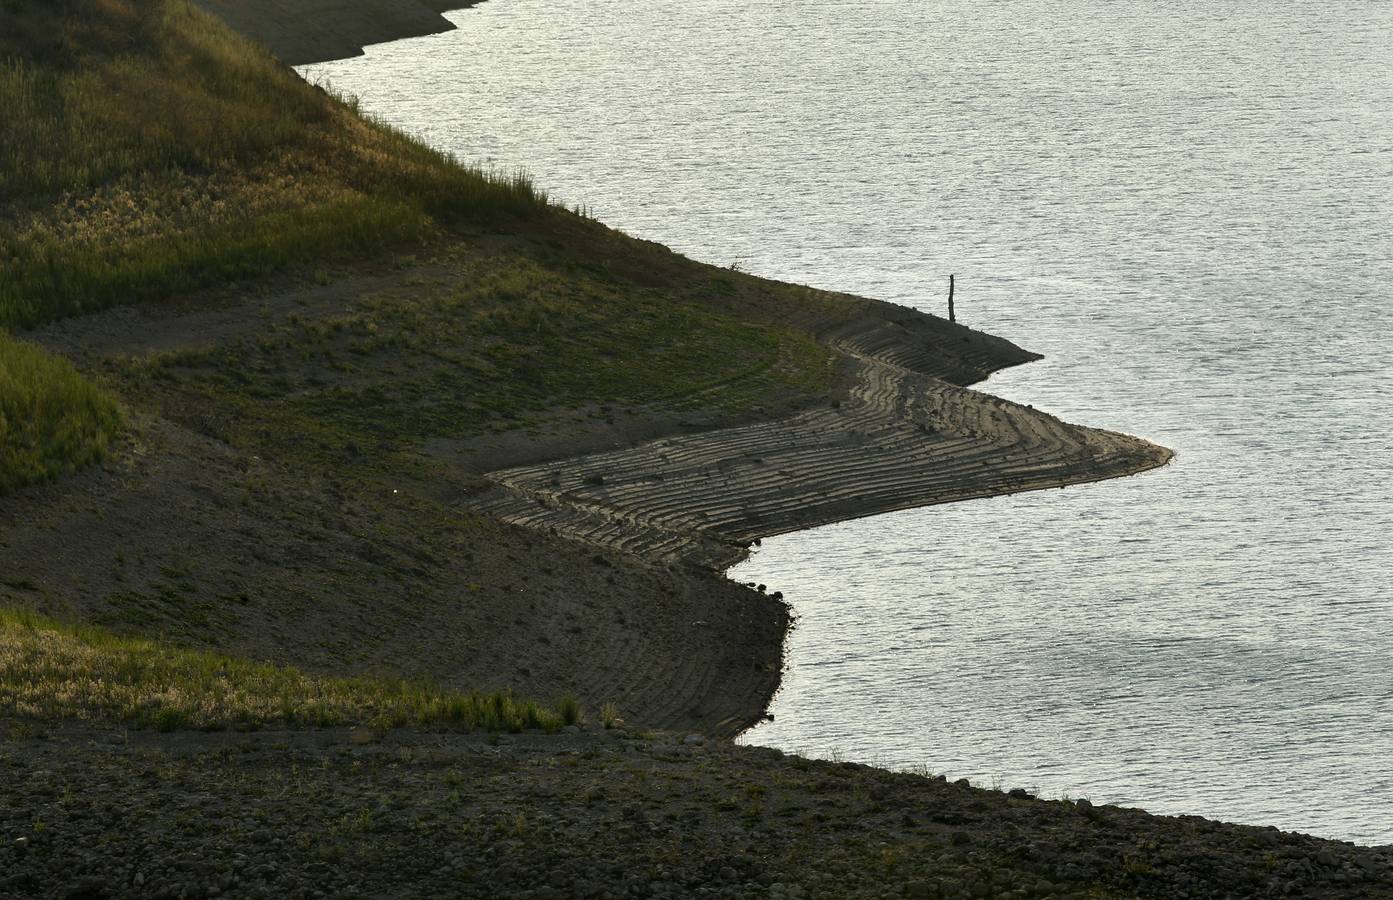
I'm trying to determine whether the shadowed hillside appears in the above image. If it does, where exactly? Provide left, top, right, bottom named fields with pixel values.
left=2, top=7, right=1348, bottom=900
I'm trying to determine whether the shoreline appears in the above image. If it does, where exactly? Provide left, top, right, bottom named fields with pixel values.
left=2, top=4, right=1391, bottom=896
left=187, top=0, right=1173, bottom=747
left=192, top=0, right=486, bottom=66
left=477, top=309, right=1170, bottom=579
left=476, top=304, right=1171, bottom=738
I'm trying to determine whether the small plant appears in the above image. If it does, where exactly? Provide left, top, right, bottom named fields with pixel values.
left=0, top=332, right=122, bottom=493
left=557, top=694, right=582, bottom=727
left=599, top=701, right=621, bottom=729
left=335, top=807, right=375, bottom=835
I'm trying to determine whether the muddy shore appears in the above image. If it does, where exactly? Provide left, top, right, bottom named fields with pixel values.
left=192, top=0, right=482, bottom=66
left=6, top=230, right=1162, bottom=740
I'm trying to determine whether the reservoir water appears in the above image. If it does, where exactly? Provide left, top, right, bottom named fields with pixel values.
left=300, top=0, right=1393, bottom=843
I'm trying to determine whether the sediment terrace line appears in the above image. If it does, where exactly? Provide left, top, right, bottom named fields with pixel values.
left=476, top=334, right=1172, bottom=570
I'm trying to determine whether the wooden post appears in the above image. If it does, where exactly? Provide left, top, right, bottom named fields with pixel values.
left=948, top=274, right=956, bottom=323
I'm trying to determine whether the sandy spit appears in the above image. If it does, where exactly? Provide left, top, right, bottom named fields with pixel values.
left=477, top=307, right=1171, bottom=572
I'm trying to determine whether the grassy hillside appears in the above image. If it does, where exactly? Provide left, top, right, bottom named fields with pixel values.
left=0, top=0, right=835, bottom=497
left=0, top=0, right=831, bottom=734
left=108, top=252, right=832, bottom=485
left=0, top=0, right=546, bottom=493
left=0, top=0, right=546, bottom=328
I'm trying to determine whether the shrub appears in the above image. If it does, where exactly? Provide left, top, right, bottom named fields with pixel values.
left=0, top=332, right=121, bottom=492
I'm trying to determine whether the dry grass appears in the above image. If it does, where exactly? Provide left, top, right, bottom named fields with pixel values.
left=0, top=0, right=548, bottom=328
left=0, top=606, right=565, bottom=732
left=0, top=331, right=121, bottom=493
left=0, top=0, right=546, bottom=490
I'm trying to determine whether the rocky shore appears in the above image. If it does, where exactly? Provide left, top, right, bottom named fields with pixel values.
left=4, top=720, right=1390, bottom=900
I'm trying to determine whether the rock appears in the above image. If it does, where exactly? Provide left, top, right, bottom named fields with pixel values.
left=62, top=877, right=110, bottom=899
left=683, top=734, right=706, bottom=746
left=349, top=727, right=375, bottom=746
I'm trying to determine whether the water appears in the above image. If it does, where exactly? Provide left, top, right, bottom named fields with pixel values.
left=301, top=0, right=1393, bottom=843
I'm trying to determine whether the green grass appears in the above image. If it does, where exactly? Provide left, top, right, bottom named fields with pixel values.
left=0, top=0, right=548, bottom=329
left=0, top=331, right=121, bottom=493
left=108, top=254, right=836, bottom=473
left=0, top=0, right=548, bottom=490
left=0, top=0, right=838, bottom=493
left=0, top=606, right=565, bottom=732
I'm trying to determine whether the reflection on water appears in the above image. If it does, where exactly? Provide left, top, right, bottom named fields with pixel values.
left=302, top=0, right=1393, bottom=842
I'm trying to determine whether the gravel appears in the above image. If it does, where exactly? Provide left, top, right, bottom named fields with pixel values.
left=2, top=720, right=1389, bottom=899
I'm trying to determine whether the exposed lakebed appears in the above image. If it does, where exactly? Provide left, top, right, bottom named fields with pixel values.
left=302, top=0, right=1393, bottom=842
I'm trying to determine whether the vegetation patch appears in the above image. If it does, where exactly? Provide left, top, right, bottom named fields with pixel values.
left=0, top=0, right=547, bottom=329
left=0, top=607, right=565, bottom=732
left=107, top=254, right=835, bottom=474
left=0, top=331, right=121, bottom=492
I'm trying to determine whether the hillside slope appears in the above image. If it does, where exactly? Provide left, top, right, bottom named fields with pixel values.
left=8, top=6, right=1363, bottom=900
left=1, top=0, right=1166, bottom=752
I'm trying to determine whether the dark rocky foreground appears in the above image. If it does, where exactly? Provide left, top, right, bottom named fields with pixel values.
left=2, top=721, right=1389, bottom=900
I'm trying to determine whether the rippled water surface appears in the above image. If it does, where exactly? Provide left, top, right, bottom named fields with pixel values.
left=302, top=0, right=1393, bottom=842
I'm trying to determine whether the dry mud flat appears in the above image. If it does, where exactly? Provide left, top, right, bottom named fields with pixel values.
left=477, top=314, right=1171, bottom=570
